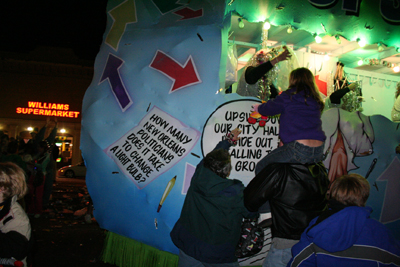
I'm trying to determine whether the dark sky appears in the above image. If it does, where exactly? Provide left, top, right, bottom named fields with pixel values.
left=0, top=0, right=108, bottom=60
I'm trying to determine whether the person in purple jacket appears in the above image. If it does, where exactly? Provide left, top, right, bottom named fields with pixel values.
left=251, top=67, right=326, bottom=175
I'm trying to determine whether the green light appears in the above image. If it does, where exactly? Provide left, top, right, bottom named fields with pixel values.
left=238, top=18, right=244, bottom=28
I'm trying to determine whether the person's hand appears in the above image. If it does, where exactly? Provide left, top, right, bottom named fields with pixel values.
left=276, top=48, right=291, bottom=62
left=278, top=140, right=284, bottom=147
left=230, top=128, right=241, bottom=141
left=251, top=104, right=260, bottom=113
left=348, top=83, right=357, bottom=91
left=224, top=128, right=241, bottom=146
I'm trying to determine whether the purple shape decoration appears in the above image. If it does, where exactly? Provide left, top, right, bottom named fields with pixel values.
left=100, top=53, right=133, bottom=112
left=377, top=157, right=400, bottom=224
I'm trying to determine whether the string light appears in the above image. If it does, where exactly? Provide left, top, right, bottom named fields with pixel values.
left=357, top=59, right=363, bottom=66
left=263, top=21, right=271, bottom=30
left=261, top=21, right=270, bottom=49
left=238, top=18, right=244, bottom=29
left=394, top=65, right=400, bottom=73
left=287, top=26, right=293, bottom=34
left=314, top=34, right=322, bottom=43
left=357, top=38, right=366, bottom=47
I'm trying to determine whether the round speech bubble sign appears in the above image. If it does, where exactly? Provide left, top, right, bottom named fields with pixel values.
left=201, top=99, right=280, bottom=185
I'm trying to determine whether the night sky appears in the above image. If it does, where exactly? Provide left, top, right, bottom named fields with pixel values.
left=0, top=0, right=108, bottom=60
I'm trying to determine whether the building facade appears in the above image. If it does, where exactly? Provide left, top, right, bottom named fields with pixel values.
left=0, top=46, right=95, bottom=166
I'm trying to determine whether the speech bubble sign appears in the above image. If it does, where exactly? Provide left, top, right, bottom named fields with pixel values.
left=105, top=106, right=200, bottom=189
left=202, top=99, right=280, bottom=184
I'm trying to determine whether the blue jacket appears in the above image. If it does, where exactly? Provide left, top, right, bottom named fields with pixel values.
left=170, top=140, right=255, bottom=263
left=287, top=206, right=400, bottom=267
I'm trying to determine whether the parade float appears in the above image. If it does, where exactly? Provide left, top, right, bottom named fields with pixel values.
left=80, top=0, right=400, bottom=266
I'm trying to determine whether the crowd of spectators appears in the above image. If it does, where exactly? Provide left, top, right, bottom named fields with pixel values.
left=0, top=118, right=59, bottom=217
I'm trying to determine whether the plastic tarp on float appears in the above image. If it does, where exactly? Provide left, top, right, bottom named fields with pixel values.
left=80, top=0, right=400, bottom=266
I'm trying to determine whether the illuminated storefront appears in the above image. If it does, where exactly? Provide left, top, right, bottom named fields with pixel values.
left=0, top=46, right=94, bottom=166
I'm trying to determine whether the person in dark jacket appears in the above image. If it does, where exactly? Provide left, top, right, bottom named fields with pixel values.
left=236, top=47, right=291, bottom=101
left=170, top=129, right=256, bottom=267
left=287, top=173, right=400, bottom=267
left=244, top=162, right=329, bottom=267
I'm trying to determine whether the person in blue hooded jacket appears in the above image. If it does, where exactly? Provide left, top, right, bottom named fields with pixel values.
left=170, top=128, right=257, bottom=267
left=287, top=173, right=400, bottom=267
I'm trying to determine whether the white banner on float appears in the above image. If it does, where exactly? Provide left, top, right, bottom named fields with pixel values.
left=105, top=106, right=200, bottom=189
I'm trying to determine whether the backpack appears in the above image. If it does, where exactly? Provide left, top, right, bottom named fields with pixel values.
left=235, top=217, right=264, bottom=258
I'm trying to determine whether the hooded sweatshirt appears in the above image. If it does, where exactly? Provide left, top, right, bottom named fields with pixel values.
left=288, top=206, right=400, bottom=267
left=170, top=140, right=255, bottom=264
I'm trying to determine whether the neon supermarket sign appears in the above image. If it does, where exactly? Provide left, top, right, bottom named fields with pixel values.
left=16, top=102, right=80, bottom=118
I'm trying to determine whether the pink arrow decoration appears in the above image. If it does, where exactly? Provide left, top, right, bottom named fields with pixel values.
left=377, top=157, right=400, bottom=224
left=182, top=163, right=196, bottom=195
left=150, top=50, right=201, bottom=93
left=174, top=7, right=203, bottom=20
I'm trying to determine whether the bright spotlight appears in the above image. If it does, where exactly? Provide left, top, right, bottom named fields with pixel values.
left=357, top=39, right=366, bottom=47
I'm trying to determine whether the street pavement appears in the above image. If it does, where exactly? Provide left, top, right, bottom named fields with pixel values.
left=29, top=176, right=116, bottom=267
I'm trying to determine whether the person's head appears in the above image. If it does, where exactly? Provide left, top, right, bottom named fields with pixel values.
left=334, top=61, right=345, bottom=80
left=288, top=67, right=325, bottom=111
left=329, top=174, right=370, bottom=207
left=0, top=162, right=28, bottom=201
left=395, top=81, right=400, bottom=99
left=30, top=127, right=39, bottom=140
left=204, top=148, right=232, bottom=178
left=0, top=134, right=9, bottom=145
left=6, top=140, right=19, bottom=155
